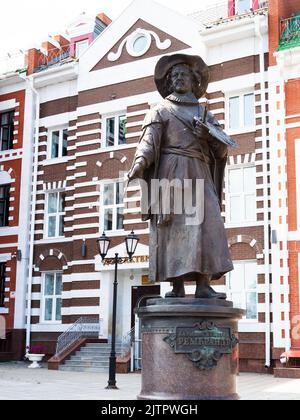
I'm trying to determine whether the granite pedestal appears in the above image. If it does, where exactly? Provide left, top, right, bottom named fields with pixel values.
left=137, top=298, right=244, bottom=400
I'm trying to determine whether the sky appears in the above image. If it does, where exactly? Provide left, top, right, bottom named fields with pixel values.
left=0, top=0, right=217, bottom=56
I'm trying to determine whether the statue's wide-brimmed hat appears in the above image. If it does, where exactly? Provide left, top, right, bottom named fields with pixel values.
left=154, top=54, right=210, bottom=99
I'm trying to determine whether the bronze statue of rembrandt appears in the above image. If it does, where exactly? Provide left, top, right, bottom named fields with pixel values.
left=128, top=54, right=235, bottom=299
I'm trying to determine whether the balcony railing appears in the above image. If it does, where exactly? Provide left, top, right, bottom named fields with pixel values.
left=278, top=14, right=300, bottom=51
left=34, top=45, right=73, bottom=73
left=190, top=0, right=268, bottom=28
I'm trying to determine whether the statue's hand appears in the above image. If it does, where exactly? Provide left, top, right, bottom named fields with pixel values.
left=128, top=159, right=146, bottom=181
left=194, top=119, right=211, bottom=140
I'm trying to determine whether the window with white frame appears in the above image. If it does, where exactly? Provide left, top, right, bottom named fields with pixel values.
left=42, top=273, right=62, bottom=322
left=75, top=39, right=89, bottom=58
left=102, top=181, right=124, bottom=232
left=228, top=92, right=255, bottom=131
left=236, top=0, right=251, bottom=14
left=0, top=185, right=10, bottom=227
left=227, top=166, right=256, bottom=224
left=46, top=192, right=65, bottom=238
left=104, top=115, right=127, bottom=148
left=49, top=128, right=68, bottom=159
left=0, top=111, right=14, bottom=151
left=227, top=261, right=258, bottom=320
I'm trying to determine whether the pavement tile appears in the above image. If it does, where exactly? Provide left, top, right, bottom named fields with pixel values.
left=0, top=362, right=299, bottom=400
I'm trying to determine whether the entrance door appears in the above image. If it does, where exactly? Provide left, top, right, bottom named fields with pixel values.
left=131, top=285, right=160, bottom=328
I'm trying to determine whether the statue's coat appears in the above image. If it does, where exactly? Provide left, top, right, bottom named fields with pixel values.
left=131, top=93, right=234, bottom=283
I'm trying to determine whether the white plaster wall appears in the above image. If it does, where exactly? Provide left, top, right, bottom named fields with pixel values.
left=13, top=86, right=35, bottom=329
left=39, top=80, right=78, bottom=104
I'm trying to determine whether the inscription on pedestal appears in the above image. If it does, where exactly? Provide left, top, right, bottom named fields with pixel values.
left=164, top=321, right=238, bottom=371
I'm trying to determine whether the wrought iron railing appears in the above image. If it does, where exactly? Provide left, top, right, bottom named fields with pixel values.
left=117, top=326, right=143, bottom=371
left=133, top=335, right=142, bottom=371
left=279, top=15, right=300, bottom=51
left=118, top=327, right=135, bottom=359
left=55, top=317, right=101, bottom=356
left=34, top=45, right=73, bottom=73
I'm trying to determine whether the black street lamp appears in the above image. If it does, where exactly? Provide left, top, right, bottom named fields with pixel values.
left=97, top=231, right=139, bottom=390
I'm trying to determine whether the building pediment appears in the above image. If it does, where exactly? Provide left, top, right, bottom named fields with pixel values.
left=79, top=0, right=205, bottom=78
left=91, top=19, right=190, bottom=72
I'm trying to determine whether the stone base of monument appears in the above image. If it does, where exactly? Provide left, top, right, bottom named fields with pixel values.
left=136, top=298, right=245, bottom=400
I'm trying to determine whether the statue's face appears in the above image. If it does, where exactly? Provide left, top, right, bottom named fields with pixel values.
left=170, top=64, right=193, bottom=95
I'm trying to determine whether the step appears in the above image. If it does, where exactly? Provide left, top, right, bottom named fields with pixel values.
left=274, top=368, right=300, bottom=379
left=58, top=342, right=125, bottom=373
left=63, top=361, right=110, bottom=368
left=84, top=344, right=123, bottom=350
left=80, top=347, right=123, bottom=353
left=60, top=366, right=109, bottom=373
left=70, top=356, right=110, bottom=362
left=77, top=351, right=122, bottom=358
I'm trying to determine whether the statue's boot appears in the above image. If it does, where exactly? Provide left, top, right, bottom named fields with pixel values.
left=195, top=275, right=226, bottom=300
left=165, top=280, right=186, bottom=298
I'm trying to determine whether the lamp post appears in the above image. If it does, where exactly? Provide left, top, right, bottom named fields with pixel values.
left=97, top=231, right=139, bottom=390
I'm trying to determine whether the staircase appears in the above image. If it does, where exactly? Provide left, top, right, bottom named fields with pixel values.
left=59, top=342, right=123, bottom=373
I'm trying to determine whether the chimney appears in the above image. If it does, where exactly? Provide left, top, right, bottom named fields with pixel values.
left=53, top=35, right=71, bottom=54
left=42, top=38, right=60, bottom=54
left=26, top=48, right=46, bottom=75
left=96, top=13, right=112, bottom=26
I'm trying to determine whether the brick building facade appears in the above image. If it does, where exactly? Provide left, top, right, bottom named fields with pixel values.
left=1, top=0, right=300, bottom=375
left=268, top=0, right=300, bottom=376
left=0, top=72, right=35, bottom=360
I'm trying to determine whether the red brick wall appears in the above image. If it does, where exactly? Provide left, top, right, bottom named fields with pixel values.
left=288, top=242, right=300, bottom=348
left=0, top=90, right=25, bottom=148
left=286, top=79, right=300, bottom=116
left=0, top=89, right=26, bottom=332
left=269, top=0, right=300, bottom=66
left=0, top=250, right=17, bottom=330
left=285, top=81, right=300, bottom=347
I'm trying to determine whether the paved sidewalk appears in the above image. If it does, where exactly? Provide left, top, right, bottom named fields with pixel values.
left=0, top=362, right=300, bottom=400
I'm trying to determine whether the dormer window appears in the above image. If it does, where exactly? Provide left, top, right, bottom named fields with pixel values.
left=75, top=39, right=89, bottom=58
left=236, top=0, right=251, bottom=14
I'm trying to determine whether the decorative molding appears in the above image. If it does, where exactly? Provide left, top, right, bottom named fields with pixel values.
left=228, top=235, right=264, bottom=258
left=42, top=180, right=67, bottom=191
left=108, top=28, right=171, bottom=61
left=36, top=249, right=69, bottom=270
left=227, top=153, right=255, bottom=166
